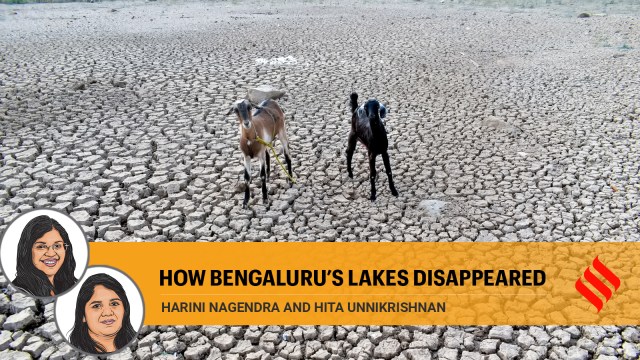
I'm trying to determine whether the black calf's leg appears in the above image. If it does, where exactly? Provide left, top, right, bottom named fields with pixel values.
left=346, top=131, right=358, bottom=178
left=382, top=151, right=398, bottom=197
left=260, top=158, right=268, bottom=203
left=243, top=156, right=252, bottom=209
left=284, top=153, right=293, bottom=186
left=243, top=169, right=251, bottom=208
left=369, top=152, right=378, bottom=201
left=265, top=150, right=271, bottom=181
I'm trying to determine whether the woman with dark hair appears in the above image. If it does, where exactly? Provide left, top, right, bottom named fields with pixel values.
left=13, top=215, right=78, bottom=297
left=69, top=273, right=137, bottom=354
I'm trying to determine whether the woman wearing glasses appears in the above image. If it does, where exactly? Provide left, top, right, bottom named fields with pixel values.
left=12, top=215, right=78, bottom=297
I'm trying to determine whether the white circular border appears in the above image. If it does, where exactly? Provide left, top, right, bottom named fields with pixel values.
left=0, top=209, right=89, bottom=297
left=54, top=265, right=145, bottom=356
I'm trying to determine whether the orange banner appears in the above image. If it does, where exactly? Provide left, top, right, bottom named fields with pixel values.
left=88, top=242, right=640, bottom=325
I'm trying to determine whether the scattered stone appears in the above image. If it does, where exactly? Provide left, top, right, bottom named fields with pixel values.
left=461, top=351, right=483, bottom=360
left=318, top=326, right=334, bottom=341
left=576, top=337, right=596, bottom=352
left=0, top=331, right=12, bottom=351
left=566, top=346, right=589, bottom=360
left=479, top=117, right=517, bottom=132
left=522, top=350, right=541, bottom=360
left=497, top=343, right=520, bottom=360
left=621, top=327, right=639, bottom=342
left=136, top=346, right=152, bottom=360
left=622, top=342, right=639, bottom=359
left=368, top=331, right=383, bottom=345
left=9, top=332, right=30, bottom=350
left=583, top=326, right=607, bottom=342
left=163, top=338, right=187, bottom=353
left=70, top=210, right=92, bottom=225
left=9, top=294, right=37, bottom=313
left=374, top=338, right=402, bottom=359
left=310, top=349, right=331, bottom=360
left=182, top=330, right=203, bottom=345
left=35, top=322, right=57, bottom=340
left=15, top=148, right=39, bottom=162
left=436, top=347, right=458, bottom=360
left=184, top=343, right=212, bottom=360
left=551, top=329, right=572, bottom=346
left=403, top=348, right=431, bottom=360
left=49, top=342, right=76, bottom=360
left=517, top=332, right=535, bottom=348
left=214, top=334, right=236, bottom=351
left=104, top=229, right=125, bottom=241
left=0, top=295, right=10, bottom=314
left=247, top=85, right=286, bottom=104
left=479, top=339, right=499, bottom=354
left=419, top=200, right=446, bottom=217
left=303, top=327, right=318, bottom=340
left=0, top=350, right=31, bottom=360
left=602, top=334, right=622, bottom=348
left=3, top=309, right=36, bottom=331
left=489, top=326, right=513, bottom=341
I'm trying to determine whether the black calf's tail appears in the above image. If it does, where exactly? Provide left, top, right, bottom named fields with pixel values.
left=350, top=93, right=358, bottom=114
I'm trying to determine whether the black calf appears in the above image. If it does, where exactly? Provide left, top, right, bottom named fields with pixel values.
left=346, top=93, right=398, bottom=201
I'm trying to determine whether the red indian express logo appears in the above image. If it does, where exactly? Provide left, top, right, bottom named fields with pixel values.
left=575, top=256, right=621, bottom=312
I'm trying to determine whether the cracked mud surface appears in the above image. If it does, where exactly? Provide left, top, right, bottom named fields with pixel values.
left=0, top=0, right=639, bottom=359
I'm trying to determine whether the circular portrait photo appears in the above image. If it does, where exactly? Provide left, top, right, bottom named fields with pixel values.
left=55, top=266, right=144, bottom=355
left=0, top=209, right=89, bottom=298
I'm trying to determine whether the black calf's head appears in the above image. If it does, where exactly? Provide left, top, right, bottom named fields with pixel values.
left=227, top=99, right=258, bottom=129
left=359, top=99, right=387, bottom=122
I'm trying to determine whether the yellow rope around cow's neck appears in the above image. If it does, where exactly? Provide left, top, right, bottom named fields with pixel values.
left=255, top=135, right=296, bottom=184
